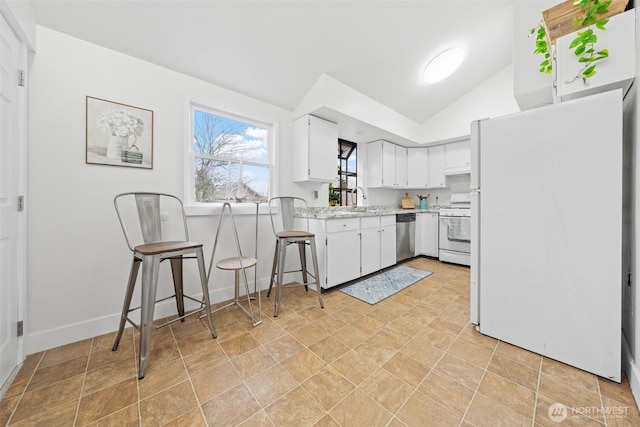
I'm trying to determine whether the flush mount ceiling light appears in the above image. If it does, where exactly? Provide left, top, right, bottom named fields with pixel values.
left=423, top=47, right=465, bottom=84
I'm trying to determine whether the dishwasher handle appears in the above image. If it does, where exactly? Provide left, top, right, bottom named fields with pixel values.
left=396, top=213, right=416, bottom=223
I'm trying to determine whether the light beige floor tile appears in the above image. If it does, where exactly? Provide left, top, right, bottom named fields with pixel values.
left=219, top=331, right=261, bottom=358
left=231, top=345, right=277, bottom=380
left=84, top=403, right=139, bottom=427
left=139, top=380, right=198, bottom=426
left=477, top=371, right=536, bottom=419
left=9, top=401, right=78, bottom=427
left=331, top=349, right=379, bottom=385
left=396, top=390, right=461, bottom=427
left=382, top=352, right=430, bottom=387
left=76, top=378, right=138, bottom=426
left=289, top=323, right=329, bottom=347
left=10, top=375, right=83, bottom=423
left=308, top=336, right=349, bottom=363
left=448, top=336, right=493, bottom=369
left=263, top=333, right=305, bottom=362
left=464, top=392, right=532, bottom=427
left=330, top=389, right=393, bottom=426
left=265, top=385, right=326, bottom=427
left=330, top=324, right=371, bottom=348
left=433, top=353, right=484, bottom=390
left=418, top=370, right=475, bottom=417
left=192, top=360, right=242, bottom=404
left=360, top=368, right=414, bottom=413
left=281, top=348, right=327, bottom=383
left=245, top=363, right=299, bottom=407
left=26, top=355, right=88, bottom=392
left=201, top=383, right=261, bottom=426
left=302, top=366, right=354, bottom=410
left=4, top=261, right=639, bottom=427
left=487, top=353, right=539, bottom=391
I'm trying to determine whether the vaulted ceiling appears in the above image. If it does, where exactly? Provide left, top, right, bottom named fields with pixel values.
left=31, top=1, right=516, bottom=125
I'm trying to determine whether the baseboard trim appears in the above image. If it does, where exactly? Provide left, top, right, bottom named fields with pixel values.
left=24, top=278, right=271, bottom=355
left=622, top=334, right=640, bottom=409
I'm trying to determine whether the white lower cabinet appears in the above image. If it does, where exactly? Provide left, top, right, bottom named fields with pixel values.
left=380, top=216, right=397, bottom=269
left=416, top=212, right=439, bottom=257
left=309, top=215, right=397, bottom=289
left=360, top=217, right=382, bottom=276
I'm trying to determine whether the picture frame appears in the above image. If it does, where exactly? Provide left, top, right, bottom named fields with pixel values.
left=86, top=96, right=154, bottom=169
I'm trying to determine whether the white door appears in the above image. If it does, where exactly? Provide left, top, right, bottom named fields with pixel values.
left=0, top=14, right=25, bottom=390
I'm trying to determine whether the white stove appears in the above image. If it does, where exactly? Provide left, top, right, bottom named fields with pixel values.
left=439, top=193, right=471, bottom=217
left=438, top=193, right=471, bottom=266
left=439, top=207, right=471, bottom=217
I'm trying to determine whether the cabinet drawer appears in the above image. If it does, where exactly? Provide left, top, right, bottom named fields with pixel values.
left=360, top=216, right=380, bottom=229
left=326, top=217, right=360, bottom=233
left=380, top=215, right=396, bottom=226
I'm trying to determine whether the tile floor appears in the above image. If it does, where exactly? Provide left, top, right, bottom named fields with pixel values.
left=1, top=258, right=638, bottom=426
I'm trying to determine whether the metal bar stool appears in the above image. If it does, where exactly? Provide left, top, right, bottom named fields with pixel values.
left=267, top=197, right=324, bottom=316
left=207, top=201, right=262, bottom=326
left=112, top=192, right=216, bottom=379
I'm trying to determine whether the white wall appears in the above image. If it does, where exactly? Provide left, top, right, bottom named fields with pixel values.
left=26, top=26, right=298, bottom=354
left=419, top=65, right=520, bottom=144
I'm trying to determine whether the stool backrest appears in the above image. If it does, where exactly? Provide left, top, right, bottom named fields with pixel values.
left=268, top=196, right=309, bottom=235
left=114, top=192, right=189, bottom=251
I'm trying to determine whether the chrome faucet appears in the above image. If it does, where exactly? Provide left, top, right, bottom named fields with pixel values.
left=350, top=186, right=367, bottom=206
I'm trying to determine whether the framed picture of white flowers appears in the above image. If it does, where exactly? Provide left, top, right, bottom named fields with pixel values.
left=86, top=96, right=154, bottom=169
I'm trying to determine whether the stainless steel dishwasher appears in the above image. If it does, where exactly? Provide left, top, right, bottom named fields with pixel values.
left=396, top=213, right=416, bottom=262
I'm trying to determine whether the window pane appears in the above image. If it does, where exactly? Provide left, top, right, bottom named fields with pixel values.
left=193, top=110, right=268, bottom=162
left=192, top=108, right=270, bottom=203
left=239, top=164, right=269, bottom=201
left=194, top=158, right=230, bottom=202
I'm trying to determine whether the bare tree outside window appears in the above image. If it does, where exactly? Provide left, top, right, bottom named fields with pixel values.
left=192, top=108, right=270, bottom=202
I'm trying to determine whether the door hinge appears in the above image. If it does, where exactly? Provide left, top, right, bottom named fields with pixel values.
left=18, top=70, right=25, bottom=87
left=17, top=195, right=24, bottom=211
left=17, top=321, right=23, bottom=337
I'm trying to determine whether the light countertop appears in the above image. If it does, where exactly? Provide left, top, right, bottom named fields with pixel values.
left=297, top=206, right=440, bottom=219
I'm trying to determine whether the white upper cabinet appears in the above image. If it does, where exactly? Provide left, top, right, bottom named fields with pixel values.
left=407, top=148, right=429, bottom=188
left=444, top=139, right=471, bottom=175
left=395, top=145, right=408, bottom=188
left=367, top=140, right=407, bottom=188
left=427, top=145, right=446, bottom=189
left=293, top=114, right=338, bottom=183
left=556, top=9, right=635, bottom=102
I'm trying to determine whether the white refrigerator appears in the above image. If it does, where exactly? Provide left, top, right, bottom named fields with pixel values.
left=470, top=89, right=624, bottom=381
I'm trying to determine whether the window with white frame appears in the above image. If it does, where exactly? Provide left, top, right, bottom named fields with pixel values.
left=190, top=105, right=271, bottom=203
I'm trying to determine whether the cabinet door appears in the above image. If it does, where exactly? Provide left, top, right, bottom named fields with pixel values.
left=395, top=146, right=408, bottom=188
left=427, top=145, right=446, bottom=188
left=444, top=140, right=471, bottom=175
left=360, top=227, right=381, bottom=276
left=418, top=213, right=439, bottom=257
left=326, top=230, right=361, bottom=287
left=308, top=115, right=338, bottom=181
left=380, top=224, right=397, bottom=269
left=367, top=141, right=383, bottom=187
left=382, top=141, right=396, bottom=188
left=407, top=148, right=429, bottom=188
left=293, top=115, right=337, bottom=182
